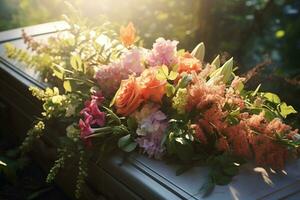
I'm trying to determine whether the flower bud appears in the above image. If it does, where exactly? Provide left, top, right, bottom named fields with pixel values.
left=191, top=42, right=205, bottom=62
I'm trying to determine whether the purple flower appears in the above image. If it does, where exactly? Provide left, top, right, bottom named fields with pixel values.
left=136, top=136, right=166, bottom=159
left=147, top=37, right=178, bottom=67
left=134, top=104, right=168, bottom=159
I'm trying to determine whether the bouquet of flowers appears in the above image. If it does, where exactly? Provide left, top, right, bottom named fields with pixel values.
left=5, top=17, right=299, bottom=198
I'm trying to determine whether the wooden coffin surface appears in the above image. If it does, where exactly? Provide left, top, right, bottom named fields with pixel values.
left=1, top=21, right=300, bottom=200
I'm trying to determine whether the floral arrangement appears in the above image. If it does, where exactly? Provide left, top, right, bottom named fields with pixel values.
left=5, top=17, right=300, bottom=198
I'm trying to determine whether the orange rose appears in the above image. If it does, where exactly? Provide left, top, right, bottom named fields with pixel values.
left=139, top=69, right=166, bottom=103
left=177, top=52, right=202, bottom=74
left=120, top=22, right=136, bottom=47
left=115, top=77, right=143, bottom=116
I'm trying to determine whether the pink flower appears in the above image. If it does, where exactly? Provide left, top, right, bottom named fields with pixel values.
left=88, top=102, right=105, bottom=126
left=79, top=92, right=106, bottom=146
left=91, top=90, right=105, bottom=105
left=147, top=37, right=178, bottom=67
left=79, top=119, right=93, bottom=147
left=122, top=48, right=144, bottom=75
left=81, top=92, right=106, bottom=127
left=95, top=49, right=144, bottom=96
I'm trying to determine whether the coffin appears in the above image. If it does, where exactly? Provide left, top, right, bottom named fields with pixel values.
left=1, top=21, right=300, bottom=200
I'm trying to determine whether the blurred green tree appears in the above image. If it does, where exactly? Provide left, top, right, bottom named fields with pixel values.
left=0, top=0, right=299, bottom=94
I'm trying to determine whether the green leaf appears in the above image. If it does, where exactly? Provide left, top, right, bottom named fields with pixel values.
left=70, top=55, right=83, bottom=71
left=156, top=73, right=166, bottom=81
left=251, top=84, right=261, bottom=96
left=52, top=65, right=64, bottom=80
left=166, top=83, right=176, bottom=97
left=263, top=109, right=277, bottom=121
left=175, top=137, right=187, bottom=145
left=63, top=81, right=72, bottom=92
left=226, top=115, right=239, bottom=125
left=102, top=106, right=121, bottom=125
left=177, top=74, right=192, bottom=88
left=161, top=65, right=169, bottom=77
left=175, top=140, right=193, bottom=162
left=264, top=92, right=281, bottom=104
left=177, top=49, right=186, bottom=56
left=211, top=55, right=220, bottom=68
left=191, top=42, right=205, bottom=61
left=214, top=174, right=232, bottom=185
left=223, top=166, right=239, bottom=176
left=127, top=117, right=137, bottom=131
left=279, top=103, right=297, bottom=118
left=156, top=65, right=169, bottom=81
left=168, top=71, right=178, bottom=80
left=200, top=177, right=215, bottom=198
left=118, top=134, right=137, bottom=152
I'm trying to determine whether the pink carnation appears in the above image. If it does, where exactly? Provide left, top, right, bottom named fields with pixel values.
left=95, top=48, right=144, bottom=96
left=147, top=37, right=178, bottom=67
left=122, top=48, right=144, bottom=75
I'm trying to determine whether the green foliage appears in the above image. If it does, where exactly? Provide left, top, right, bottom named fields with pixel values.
left=172, top=88, right=188, bottom=114
left=75, top=147, right=88, bottom=199
left=118, top=134, right=137, bottom=153
left=156, top=65, right=178, bottom=81
left=46, top=147, right=68, bottom=183
left=19, top=121, right=45, bottom=155
left=279, top=103, right=297, bottom=118
left=201, top=154, right=244, bottom=197
left=165, top=119, right=195, bottom=163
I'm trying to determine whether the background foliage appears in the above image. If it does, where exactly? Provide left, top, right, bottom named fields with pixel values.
left=0, top=0, right=299, bottom=108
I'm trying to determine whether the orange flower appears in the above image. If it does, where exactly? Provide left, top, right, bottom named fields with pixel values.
left=139, top=69, right=166, bottom=103
left=177, top=52, right=202, bottom=74
left=120, top=22, right=136, bottom=47
left=216, top=137, right=230, bottom=152
left=250, top=135, right=288, bottom=169
left=115, top=77, right=143, bottom=116
left=191, top=124, right=207, bottom=144
left=224, top=124, right=252, bottom=158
